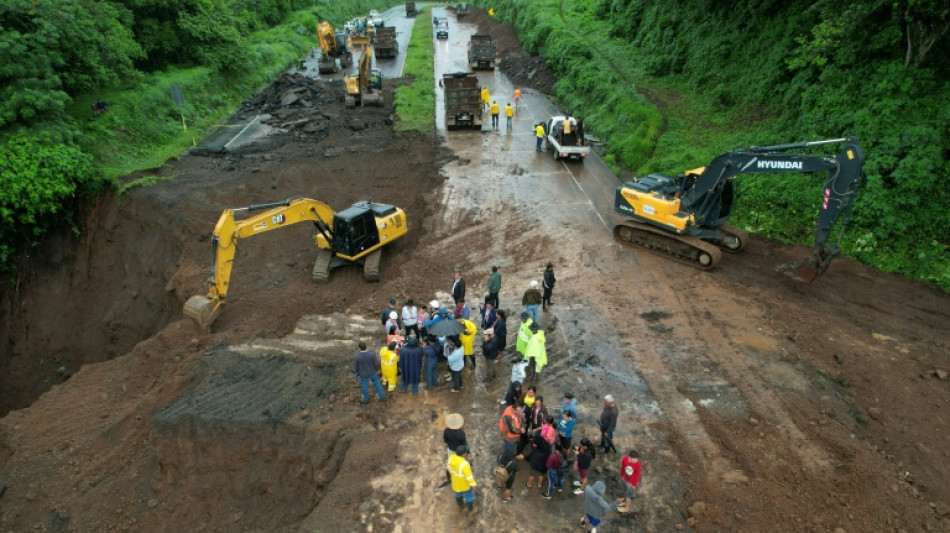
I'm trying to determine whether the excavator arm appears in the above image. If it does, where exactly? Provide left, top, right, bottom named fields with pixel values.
left=184, top=198, right=337, bottom=328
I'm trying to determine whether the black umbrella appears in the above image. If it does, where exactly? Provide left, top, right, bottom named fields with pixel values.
left=427, top=318, right=465, bottom=337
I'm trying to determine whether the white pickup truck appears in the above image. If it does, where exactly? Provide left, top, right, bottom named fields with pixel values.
left=368, top=10, right=384, bottom=28
left=546, top=116, right=590, bottom=162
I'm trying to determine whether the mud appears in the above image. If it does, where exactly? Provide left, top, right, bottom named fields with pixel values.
left=1, top=6, right=949, bottom=533
left=468, top=8, right=556, bottom=94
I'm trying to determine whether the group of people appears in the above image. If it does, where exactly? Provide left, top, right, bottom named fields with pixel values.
left=481, top=86, right=521, bottom=132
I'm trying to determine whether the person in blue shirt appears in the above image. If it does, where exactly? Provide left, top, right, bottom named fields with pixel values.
left=562, top=393, right=578, bottom=421
left=557, top=410, right=575, bottom=450
left=446, top=338, right=466, bottom=392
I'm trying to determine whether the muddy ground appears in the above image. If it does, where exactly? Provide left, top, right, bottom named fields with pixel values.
left=1, top=6, right=949, bottom=533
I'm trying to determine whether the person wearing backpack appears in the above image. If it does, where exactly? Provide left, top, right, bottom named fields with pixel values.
left=494, top=448, right=519, bottom=503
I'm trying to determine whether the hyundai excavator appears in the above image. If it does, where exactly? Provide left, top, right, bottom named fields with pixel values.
left=317, top=22, right=352, bottom=74
left=183, top=198, right=407, bottom=329
left=613, top=137, right=865, bottom=281
left=344, top=47, right=383, bottom=108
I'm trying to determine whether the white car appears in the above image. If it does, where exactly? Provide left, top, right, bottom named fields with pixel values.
left=368, top=10, right=384, bottom=27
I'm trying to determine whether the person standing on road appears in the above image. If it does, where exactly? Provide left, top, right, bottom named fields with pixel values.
left=354, top=341, right=385, bottom=403
left=486, top=266, right=502, bottom=308
left=448, top=445, right=478, bottom=513
left=619, top=450, right=642, bottom=512
left=452, top=269, right=466, bottom=306
left=558, top=410, right=575, bottom=450
left=542, top=441, right=567, bottom=499
left=494, top=309, right=508, bottom=356
left=572, top=438, right=595, bottom=495
left=522, top=281, right=542, bottom=325
left=519, top=427, right=551, bottom=491
left=458, top=316, right=478, bottom=370
left=524, top=323, right=547, bottom=382
left=423, top=335, right=441, bottom=390
left=524, top=394, right=548, bottom=454
left=536, top=122, right=546, bottom=152
left=497, top=447, right=519, bottom=502
left=380, top=340, right=400, bottom=392
left=481, top=86, right=491, bottom=112
left=580, top=480, right=622, bottom=533
left=599, top=395, right=619, bottom=454
left=542, top=262, right=556, bottom=311
left=482, top=329, right=500, bottom=380
left=505, top=102, right=514, bottom=132
left=490, top=101, right=500, bottom=130
left=446, top=338, right=465, bottom=392
left=381, top=298, right=397, bottom=328
left=479, top=300, right=497, bottom=330
left=513, top=88, right=522, bottom=111
left=499, top=400, right=525, bottom=454
left=385, top=311, right=400, bottom=337
left=562, top=393, right=579, bottom=421
left=444, top=413, right=468, bottom=459
left=398, top=336, right=423, bottom=395
left=402, top=298, right=419, bottom=339
left=455, top=297, right=471, bottom=320
left=516, top=312, right=533, bottom=358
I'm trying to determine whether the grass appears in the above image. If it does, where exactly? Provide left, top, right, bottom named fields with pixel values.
left=393, top=7, right=436, bottom=133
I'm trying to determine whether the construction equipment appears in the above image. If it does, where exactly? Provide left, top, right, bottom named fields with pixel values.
left=316, top=22, right=353, bottom=74
left=613, top=137, right=865, bottom=281
left=545, top=116, right=590, bottom=161
left=345, top=47, right=383, bottom=108
left=468, top=35, right=495, bottom=69
left=183, top=198, right=407, bottom=329
left=346, top=17, right=371, bottom=47
left=458, top=3, right=470, bottom=17
left=406, top=1, right=419, bottom=16
left=443, top=72, right=482, bottom=129
left=373, top=26, right=398, bottom=58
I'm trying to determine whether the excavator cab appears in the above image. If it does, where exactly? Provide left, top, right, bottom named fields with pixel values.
left=332, top=202, right=392, bottom=256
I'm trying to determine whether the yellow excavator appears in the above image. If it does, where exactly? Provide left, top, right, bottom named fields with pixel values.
left=613, top=137, right=865, bottom=281
left=345, top=46, right=383, bottom=108
left=183, top=198, right=407, bottom=329
left=317, top=22, right=352, bottom=74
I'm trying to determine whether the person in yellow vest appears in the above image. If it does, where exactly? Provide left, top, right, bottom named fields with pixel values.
left=488, top=7, right=495, bottom=17
left=380, top=340, right=400, bottom=391
left=562, top=114, right=573, bottom=144
left=481, top=86, right=490, bottom=112
left=490, top=101, right=500, bottom=130
left=524, top=323, right=547, bottom=382
left=516, top=312, right=533, bottom=356
left=536, top=122, right=545, bottom=152
left=505, top=103, right=514, bottom=132
left=448, top=445, right=478, bottom=512
left=458, top=316, right=478, bottom=369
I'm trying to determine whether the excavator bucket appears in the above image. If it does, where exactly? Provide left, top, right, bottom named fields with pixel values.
left=777, top=248, right=834, bottom=283
left=183, top=295, right=224, bottom=330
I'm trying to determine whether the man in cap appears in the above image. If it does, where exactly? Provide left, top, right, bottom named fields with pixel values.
left=599, top=395, right=619, bottom=454
left=516, top=311, right=533, bottom=358
left=542, top=262, right=557, bottom=310
left=481, top=328, right=500, bottom=380
left=448, top=445, right=478, bottom=512
left=522, top=280, right=542, bottom=325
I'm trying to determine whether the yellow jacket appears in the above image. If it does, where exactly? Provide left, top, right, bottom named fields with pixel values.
left=460, top=319, right=477, bottom=355
left=380, top=346, right=399, bottom=368
left=516, top=319, right=533, bottom=354
left=481, top=88, right=490, bottom=105
left=490, top=102, right=500, bottom=115
left=505, top=105, right=513, bottom=117
left=525, top=330, right=547, bottom=371
left=536, top=125, right=545, bottom=138
left=447, top=453, right=477, bottom=492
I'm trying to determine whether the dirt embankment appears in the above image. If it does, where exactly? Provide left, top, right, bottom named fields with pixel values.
left=467, top=8, right=556, bottom=94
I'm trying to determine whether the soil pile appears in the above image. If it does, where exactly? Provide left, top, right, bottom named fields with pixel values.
left=468, top=8, right=556, bottom=94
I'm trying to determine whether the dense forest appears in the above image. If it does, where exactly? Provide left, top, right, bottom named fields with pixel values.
left=0, top=0, right=398, bottom=276
left=475, top=0, right=949, bottom=287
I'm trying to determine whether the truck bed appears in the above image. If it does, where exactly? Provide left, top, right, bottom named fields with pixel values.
left=546, top=116, right=590, bottom=161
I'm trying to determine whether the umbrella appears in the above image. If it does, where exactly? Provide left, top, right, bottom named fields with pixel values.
left=427, top=318, right=465, bottom=337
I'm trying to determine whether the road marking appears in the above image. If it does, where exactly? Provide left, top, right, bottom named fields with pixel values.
left=562, top=162, right=609, bottom=229
left=224, top=115, right=259, bottom=149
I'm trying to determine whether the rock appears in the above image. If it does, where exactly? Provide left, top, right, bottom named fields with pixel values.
left=868, top=407, right=882, bottom=420
left=686, top=517, right=696, bottom=527
left=748, top=417, right=759, bottom=426
left=688, top=501, right=707, bottom=517
left=834, top=528, right=846, bottom=533
left=935, top=369, right=948, bottom=380
left=147, top=499, right=158, bottom=509
left=675, top=524, right=684, bottom=530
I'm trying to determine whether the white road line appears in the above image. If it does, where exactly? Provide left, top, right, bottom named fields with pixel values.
left=224, top=115, right=259, bottom=149
left=563, top=162, right=609, bottom=229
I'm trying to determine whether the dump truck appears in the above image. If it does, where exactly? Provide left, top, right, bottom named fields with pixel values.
left=406, top=2, right=419, bottom=16
left=545, top=116, right=590, bottom=162
left=374, top=26, right=398, bottom=58
left=443, top=72, right=482, bottom=130
left=458, top=3, right=469, bottom=17
left=468, top=35, right=496, bottom=69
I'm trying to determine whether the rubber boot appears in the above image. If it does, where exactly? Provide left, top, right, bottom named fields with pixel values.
left=466, top=501, right=474, bottom=513
left=455, top=496, right=464, bottom=510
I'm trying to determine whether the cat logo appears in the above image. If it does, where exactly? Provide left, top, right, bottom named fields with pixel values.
left=272, top=214, right=286, bottom=225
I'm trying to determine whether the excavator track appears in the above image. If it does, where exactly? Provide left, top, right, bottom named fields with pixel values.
left=362, top=249, right=382, bottom=282
left=312, top=248, right=333, bottom=283
left=715, top=224, right=750, bottom=253
left=613, top=220, right=722, bottom=271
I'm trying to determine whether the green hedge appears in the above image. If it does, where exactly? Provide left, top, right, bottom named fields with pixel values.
left=394, top=7, right=436, bottom=133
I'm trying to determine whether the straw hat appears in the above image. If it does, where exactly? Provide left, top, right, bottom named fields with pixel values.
left=445, top=413, right=464, bottom=430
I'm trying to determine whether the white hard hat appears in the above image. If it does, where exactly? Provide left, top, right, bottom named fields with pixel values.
left=429, top=300, right=439, bottom=309
left=389, top=311, right=398, bottom=319
left=529, top=280, right=538, bottom=288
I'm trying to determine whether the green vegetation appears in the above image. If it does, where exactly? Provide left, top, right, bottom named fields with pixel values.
left=0, top=0, right=403, bottom=275
left=475, top=0, right=950, bottom=288
left=394, top=7, right=436, bottom=133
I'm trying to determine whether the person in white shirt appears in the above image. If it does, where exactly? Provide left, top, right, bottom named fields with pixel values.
left=402, top=298, right=419, bottom=338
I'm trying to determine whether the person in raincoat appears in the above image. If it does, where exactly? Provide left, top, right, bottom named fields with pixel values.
left=458, top=316, right=478, bottom=370
left=516, top=312, right=533, bottom=357
left=481, top=86, right=491, bottom=112
left=448, top=445, right=478, bottom=512
left=398, top=336, right=423, bottom=395
left=380, top=340, right=400, bottom=391
left=524, top=323, right=547, bottom=382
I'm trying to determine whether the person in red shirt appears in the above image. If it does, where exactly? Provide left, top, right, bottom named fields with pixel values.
left=620, top=450, right=641, bottom=512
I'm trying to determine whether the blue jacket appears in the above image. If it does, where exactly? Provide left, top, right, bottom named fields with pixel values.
left=562, top=398, right=578, bottom=420
left=557, top=417, right=575, bottom=438
left=423, top=342, right=440, bottom=366
left=398, top=337, right=424, bottom=384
